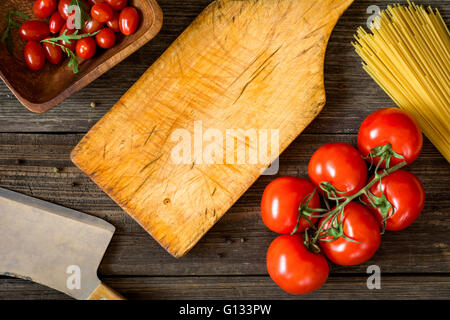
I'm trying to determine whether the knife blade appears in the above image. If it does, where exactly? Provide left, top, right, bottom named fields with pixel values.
left=0, top=187, right=123, bottom=300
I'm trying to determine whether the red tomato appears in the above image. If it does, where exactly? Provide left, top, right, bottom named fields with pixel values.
left=319, top=202, right=381, bottom=266
left=33, top=0, right=57, bottom=19
left=364, top=170, right=425, bottom=231
left=24, top=41, right=46, bottom=71
left=76, top=37, right=97, bottom=59
left=42, top=38, right=63, bottom=65
left=261, top=177, right=321, bottom=234
left=19, top=21, right=50, bottom=41
left=95, top=28, right=116, bottom=49
left=59, top=25, right=77, bottom=52
left=58, top=0, right=73, bottom=20
left=88, top=0, right=104, bottom=5
left=267, top=235, right=329, bottom=295
left=91, top=3, right=114, bottom=23
left=106, top=12, right=120, bottom=32
left=105, top=0, right=127, bottom=11
left=119, top=7, right=139, bottom=35
left=308, top=143, right=368, bottom=197
left=49, top=11, right=65, bottom=34
left=82, top=18, right=105, bottom=34
left=358, top=108, right=423, bottom=168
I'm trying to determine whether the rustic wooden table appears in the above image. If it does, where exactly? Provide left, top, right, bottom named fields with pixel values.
left=0, top=0, right=449, bottom=300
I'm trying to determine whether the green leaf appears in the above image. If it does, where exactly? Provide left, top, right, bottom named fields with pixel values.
left=6, top=30, right=14, bottom=55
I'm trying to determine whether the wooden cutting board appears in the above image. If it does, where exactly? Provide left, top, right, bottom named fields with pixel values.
left=72, top=0, right=354, bottom=258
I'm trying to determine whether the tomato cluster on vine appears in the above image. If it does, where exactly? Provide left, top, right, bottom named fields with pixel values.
left=261, top=108, right=426, bottom=295
left=11, top=0, right=140, bottom=72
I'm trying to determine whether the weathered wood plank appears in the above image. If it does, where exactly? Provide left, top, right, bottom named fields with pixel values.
left=0, top=133, right=448, bottom=275
left=1, top=275, right=449, bottom=300
left=0, top=0, right=448, bottom=133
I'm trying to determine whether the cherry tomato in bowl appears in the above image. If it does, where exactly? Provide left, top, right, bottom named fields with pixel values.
left=95, top=28, right=116, bottom=49
left=358, top=108, right=423, bottom=168
left=119, top=7, right=140, bottom=35
left=363, top=170, right=425, bottom=231
left=319, top=202, right=381, bottom=266
left=261, top=177, right=321, bottom=234
left=76, top=37, right=97, bottom=59
left=308, top=143, right=368, bottom=198
left=267, top=235, right=329, bottom=295
left=88, top=0, right=105, bottom=5
left=58, top=0, right=73, bottom=20
left=24, top=41, right=46, bottom=71
left=19, top=21, right=50, bottom=41
left=33, top=0, right=57, bottom=19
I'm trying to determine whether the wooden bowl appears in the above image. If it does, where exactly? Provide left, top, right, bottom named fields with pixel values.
left=0, top=0, right=163, bottom=113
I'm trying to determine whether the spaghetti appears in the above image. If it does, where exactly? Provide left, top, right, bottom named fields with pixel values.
left=353, top=1, right=450, bottom=162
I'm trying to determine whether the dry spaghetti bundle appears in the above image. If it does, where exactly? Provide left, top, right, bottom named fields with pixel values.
left=353, top=1, right=450, bottom=162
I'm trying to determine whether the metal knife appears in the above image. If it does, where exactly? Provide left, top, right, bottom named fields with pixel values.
left=0, top=187, right=124, bottom=300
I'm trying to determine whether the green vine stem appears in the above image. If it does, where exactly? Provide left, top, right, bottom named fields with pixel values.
left=295, top=143, right=408, bottom=252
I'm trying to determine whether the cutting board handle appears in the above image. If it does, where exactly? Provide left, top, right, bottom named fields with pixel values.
left=87, top=282, right=125, bottom=300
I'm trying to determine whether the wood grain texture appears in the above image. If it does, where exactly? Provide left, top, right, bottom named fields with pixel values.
left=0, top=0, right=163, bottom=113
left=71, top=0, right=355, bottom=258
left=1, top=275, right=449, bottom=300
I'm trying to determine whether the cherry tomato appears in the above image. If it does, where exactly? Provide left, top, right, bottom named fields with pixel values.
left=49, top=11, right=65, bottom=34
left=82, top=18, right=105, bottom=34
left=91, top=3, right=114, bottom=23
left=58, top=0, right=73, bottom=20
left=106, top=12, right=120, bottom=32
left=105, top=0, right=127, bottom=11
left=33, top=0, right=57, bottom=19
left=59, top=25, right=77, bottom=52
left=42, top=37, right=63, bottom=65
left=364, top=170, right=425, bottom=231
left=358, top=108, right=423, bottom=168
left=308, top=143, right=368, bottom=197
left=261, top=177, right=321, bottom=234
left=24, top=41, right=46, bottom=71
left=267, top=235, right=329, bottom=295
left=319, top=202, right=381, bottom=266
left=95, top=28, right=116, bottom=49
left=76, top=37, right=97, bottom=59
left=65, top=2, right=90, bottom=30
left=19, top=21, right=50, bottom=41
left=119, top=7, right=139, bottom=35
